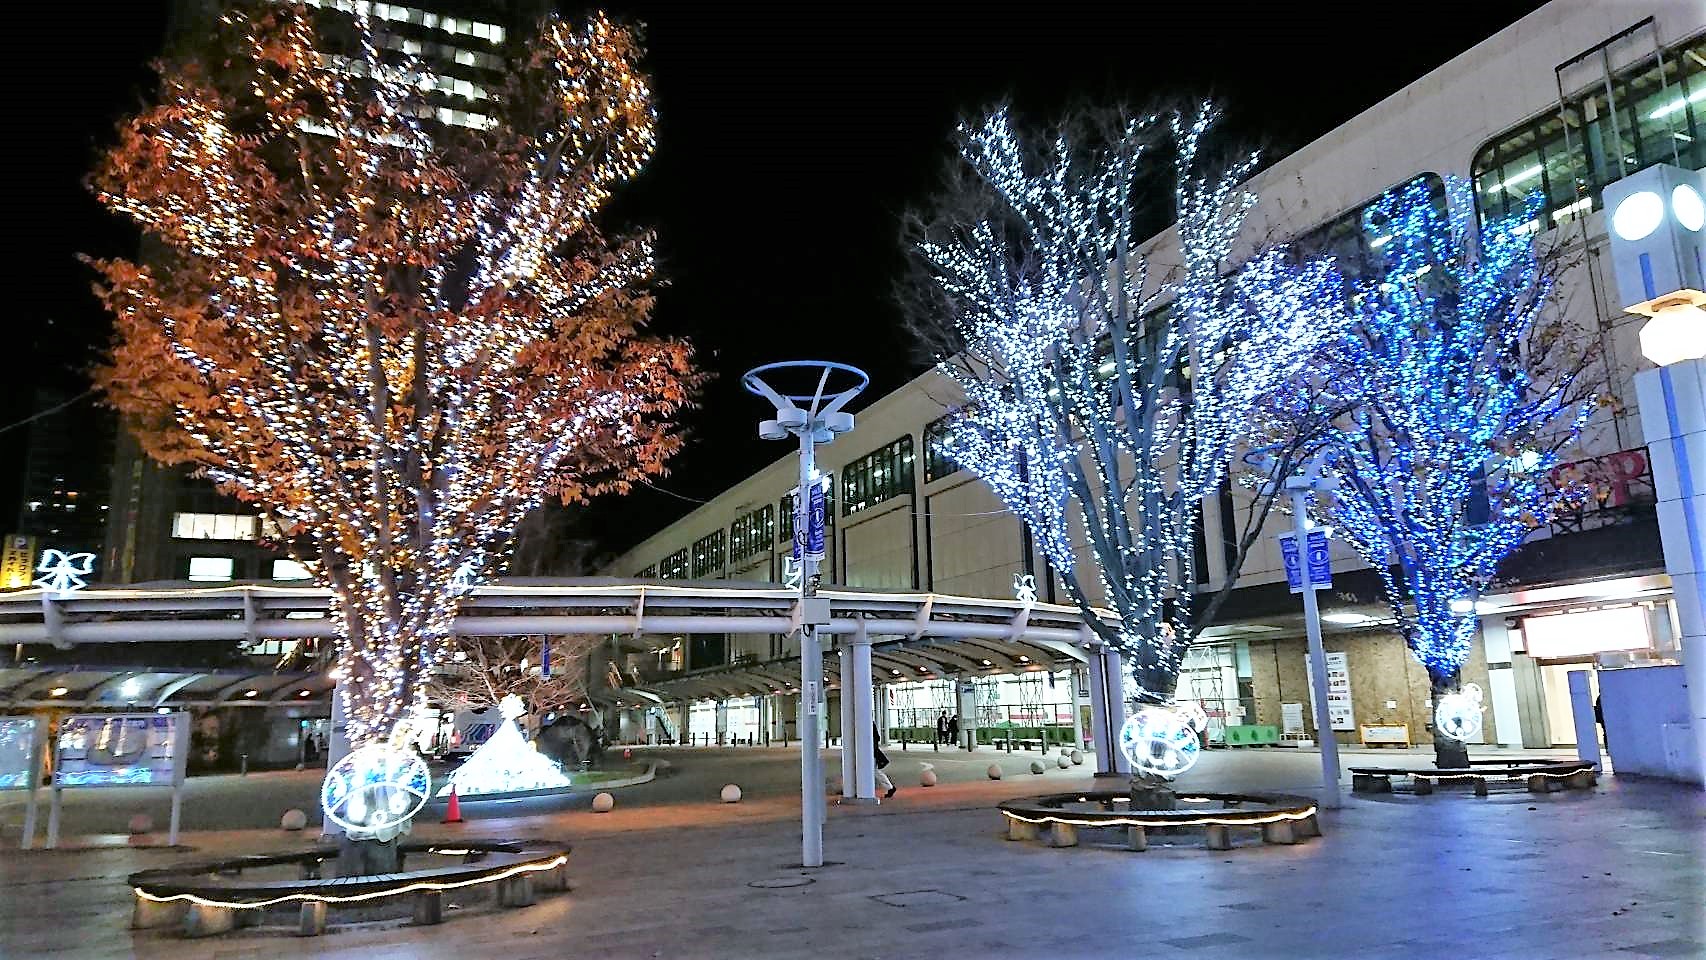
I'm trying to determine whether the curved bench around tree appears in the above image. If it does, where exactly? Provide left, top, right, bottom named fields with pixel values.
left=997, top=791, right=1321, bottom=852
left=1349, top=758, right=1597, bottom=797
left=128, top=838, right=570, bottom=938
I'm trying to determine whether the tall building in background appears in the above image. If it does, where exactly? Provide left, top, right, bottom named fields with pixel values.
left=102, top=0, right=554, bottom=584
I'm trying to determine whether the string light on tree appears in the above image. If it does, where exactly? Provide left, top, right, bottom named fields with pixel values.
left=909, top=102, right=1345, bottom=783
left=1287, top=178, right=1599, bottom=765
left=86, top=1, right=700, bottom=753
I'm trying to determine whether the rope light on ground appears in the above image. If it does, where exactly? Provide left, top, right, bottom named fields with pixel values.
left=132, top=855, right=567, bottom=910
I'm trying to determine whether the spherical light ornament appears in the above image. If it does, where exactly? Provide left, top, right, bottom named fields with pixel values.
left=1119, top=705, right=1201, bottom=779
left=1612, top=190, right=1664, bottom=241
left=1673, top=183, right=1705, bottom=232
left=321, top=743, right=430, bottom=839
left=1434, top=687, right=1484, bottom=743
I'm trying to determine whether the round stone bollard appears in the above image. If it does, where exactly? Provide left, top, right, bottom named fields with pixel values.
left=986, top=764, right=1003, bottom=780
left=1029, top=759, right=1046, bottom=775
left=128, top=813, right=154, bottom=836
left=720, top=783, right=743, bottom=803
left=591, top=792, right=615, bottom=813
left=279, top=808, right=308, bottom=831
left=1069, top=749, right=1084, bottom=765
left=1057, top=754, right=1071, bottom=769
left=920, top=769, right=938, bottom=787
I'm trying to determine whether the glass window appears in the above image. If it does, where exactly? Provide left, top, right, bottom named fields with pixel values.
left=638, top=564, right=657, bottom=579
left=172, top=513, right=259, bottom=541
left=729, top=505, right=775, bottom=563
left=188, top=556, right=235, bottom=582
left=1472, top=35, right=1704, bottom=228
left=691, top=530, right=726, bottom=579
left=924, top=416, right=960, bottom=483
left=271, top=559, right=312, bottom=581
left=840, top=437, right=915, bottom=516
left=659, top=548, right=689, bottom=580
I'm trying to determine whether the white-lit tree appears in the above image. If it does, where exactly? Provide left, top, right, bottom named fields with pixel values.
left=905, top=103, right=1345, bottom=788
left=88, top=2, right=698, bottom=763
left=1292, top=178, right=1600, bottom=766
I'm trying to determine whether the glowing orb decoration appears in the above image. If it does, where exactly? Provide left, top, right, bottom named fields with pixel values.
left=1434, top=683, right=1485, bottom=742
left=321, top=743, right=430, bottom=840
left=1119, top=705, right=1201, bottom=779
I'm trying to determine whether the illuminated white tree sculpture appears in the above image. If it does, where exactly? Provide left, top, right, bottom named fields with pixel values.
left=908, top=104, right=1344, bottom=783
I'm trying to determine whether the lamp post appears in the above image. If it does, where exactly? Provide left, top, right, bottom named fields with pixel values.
left=1259, top=452, right=1342, bottom=808
left=1604, top=164, right=1706, bottom=787
left=743, top=361, right=867, bottom=866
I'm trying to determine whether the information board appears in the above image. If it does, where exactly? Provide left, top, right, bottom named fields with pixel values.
left=1304, top=652, right=1356, bottom=732
left=54, top=713, right=187, bottom=788
left=0, top=716, right=41, bottom=790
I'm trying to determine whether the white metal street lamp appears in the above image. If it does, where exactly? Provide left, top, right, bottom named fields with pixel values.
left=743, top=361, right=867, bottom=867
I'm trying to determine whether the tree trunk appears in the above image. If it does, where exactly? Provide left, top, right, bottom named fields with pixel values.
left=336, top=833, right=401, bottom=877
left=1128, top=771, right=1176, bottom=810
left=1430, top=672, right=1471, bottom=769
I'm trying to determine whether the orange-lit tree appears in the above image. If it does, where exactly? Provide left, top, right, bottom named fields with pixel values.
left=88, top=3, right=695, bottom=747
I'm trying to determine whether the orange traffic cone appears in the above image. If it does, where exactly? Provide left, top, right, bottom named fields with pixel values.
left=443, top=783, right=463, bottom=824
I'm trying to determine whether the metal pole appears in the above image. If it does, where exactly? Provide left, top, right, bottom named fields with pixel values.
left=1293, top=488, right=1342, bottom=809
left=797, top=430, right=824, bottom=868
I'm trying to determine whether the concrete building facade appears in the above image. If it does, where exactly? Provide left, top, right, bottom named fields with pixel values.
left=604, top=0, right=1706, bottom=753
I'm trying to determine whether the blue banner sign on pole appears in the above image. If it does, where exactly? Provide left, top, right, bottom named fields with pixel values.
left=1279, top=528, right=1332, bottom=594
left=806, top=477, right=827, bottom=562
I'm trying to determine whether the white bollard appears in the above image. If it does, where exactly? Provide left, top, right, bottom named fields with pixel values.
left=986, top=764, right=1003, bottom=780
left=1069, top=749, right=1084, bottom=765
left=1057, top=754, right=1071, bottom=769
left=920, top=769, right=938, bottom=787
left=1029, top=760, right=1046, bottom=775
left=128, top=814, right=154, bottom=836
left=720, top=783, right=743, bottom=803
left=591, top=792, right=615, bottom=813
left=279, top=809, right=308, bottom=831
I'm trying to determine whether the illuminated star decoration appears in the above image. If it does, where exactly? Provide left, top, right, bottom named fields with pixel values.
left=33, top=551, right=96, bottom=594
left=916, top=102, right=1347, bottom=712
left=439, top=694, right=574, bottom=797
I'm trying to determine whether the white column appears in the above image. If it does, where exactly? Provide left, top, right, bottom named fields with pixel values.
left=1069, top=667, right=1085, bottom=750
left=677, top=701, right=691, bottom=746
left=1480, top=616, right=1523, bottom=748
left=1637, top=361, right=1706, bottom=787
left=849, top=629, right=876, bottom=801
left=838, top=648, right=856, bottom=797
left=1086, top=644, right=1129, bottom=776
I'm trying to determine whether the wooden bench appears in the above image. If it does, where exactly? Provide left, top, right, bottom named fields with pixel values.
left=128, top=839, right=570, bottom=938
left=1350, top=759, right=1596, bottom=797
left=997, top=791, right=1321, bottom=853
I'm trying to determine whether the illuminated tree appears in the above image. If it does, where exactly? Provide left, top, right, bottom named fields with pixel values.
left=427, top=634, right=605, bottom=718
left=88, top=2, right=696, bottom=747
left=1295, top=178, right=1599, bottom=766
left=906, top=103, right=1345, bottom=755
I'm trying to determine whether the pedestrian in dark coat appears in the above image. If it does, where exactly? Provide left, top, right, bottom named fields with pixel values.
left=947, top=714, right=961, bottom=746
left=873, top=723, right=895, bottom=798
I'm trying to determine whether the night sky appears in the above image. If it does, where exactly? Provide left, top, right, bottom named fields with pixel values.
left=11, top=1, right=1550, bottom=558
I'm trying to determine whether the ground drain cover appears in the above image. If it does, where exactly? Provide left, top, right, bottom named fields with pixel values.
left=749, top=877, right=815, bottom=889
left=870, top=889, right=966, bottom=908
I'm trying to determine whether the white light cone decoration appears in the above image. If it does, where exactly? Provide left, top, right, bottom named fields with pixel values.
left=322, top=742, right=431, bottom=841
left=437, top=695, right=573, bottom=797
left=1434, top=683, right=1485, bottom=743
left=1119, top=705, right=1201, bottom=779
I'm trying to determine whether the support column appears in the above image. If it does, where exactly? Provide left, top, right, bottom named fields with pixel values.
left=1086, top=644, right=1129, bottom=777
left=839, top=648, right=857, bottom=798
left=677, top=701, right=691, bottom=746
left=1480, top=616, right=1524, bottom=748
left=1069, top=667, right=1086, bottom=751
left=1636, top=361, right=1706, bottom=787
left=849, top=625, right=876, bottom=801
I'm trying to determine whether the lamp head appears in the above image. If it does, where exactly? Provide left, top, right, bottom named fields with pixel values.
left=1637, top=294, right=1706, bottom=367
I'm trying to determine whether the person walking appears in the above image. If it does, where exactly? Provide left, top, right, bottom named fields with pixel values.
left=873, top=723, right=896, bottom=799
left=947, top=714, right=961, bottom=748
left=935, top=712, right=949, bottom=745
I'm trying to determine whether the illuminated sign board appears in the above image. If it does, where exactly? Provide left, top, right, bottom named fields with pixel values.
left=0, top=717, right=42, bottom=790
left=54, top=713, right=187, bottom=788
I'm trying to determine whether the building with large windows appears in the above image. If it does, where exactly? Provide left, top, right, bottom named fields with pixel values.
left=603, top=0, right=1705, bottom=752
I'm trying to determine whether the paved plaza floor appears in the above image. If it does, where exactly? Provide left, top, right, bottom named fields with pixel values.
left=2, top=747, right=1702, bottom=959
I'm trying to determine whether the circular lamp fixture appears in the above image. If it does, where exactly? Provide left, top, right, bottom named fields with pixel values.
left=1672, top=183, right=1705, bottom=232
left=1118, top=704, right=1201, bottom=779
left=1612, top=190, right=1665, bottom=241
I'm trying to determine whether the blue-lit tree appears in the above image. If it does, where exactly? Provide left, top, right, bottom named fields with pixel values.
left=1298, top=177, right=1600, bottom=766
left=905, top=103, right=1345, bottom=785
